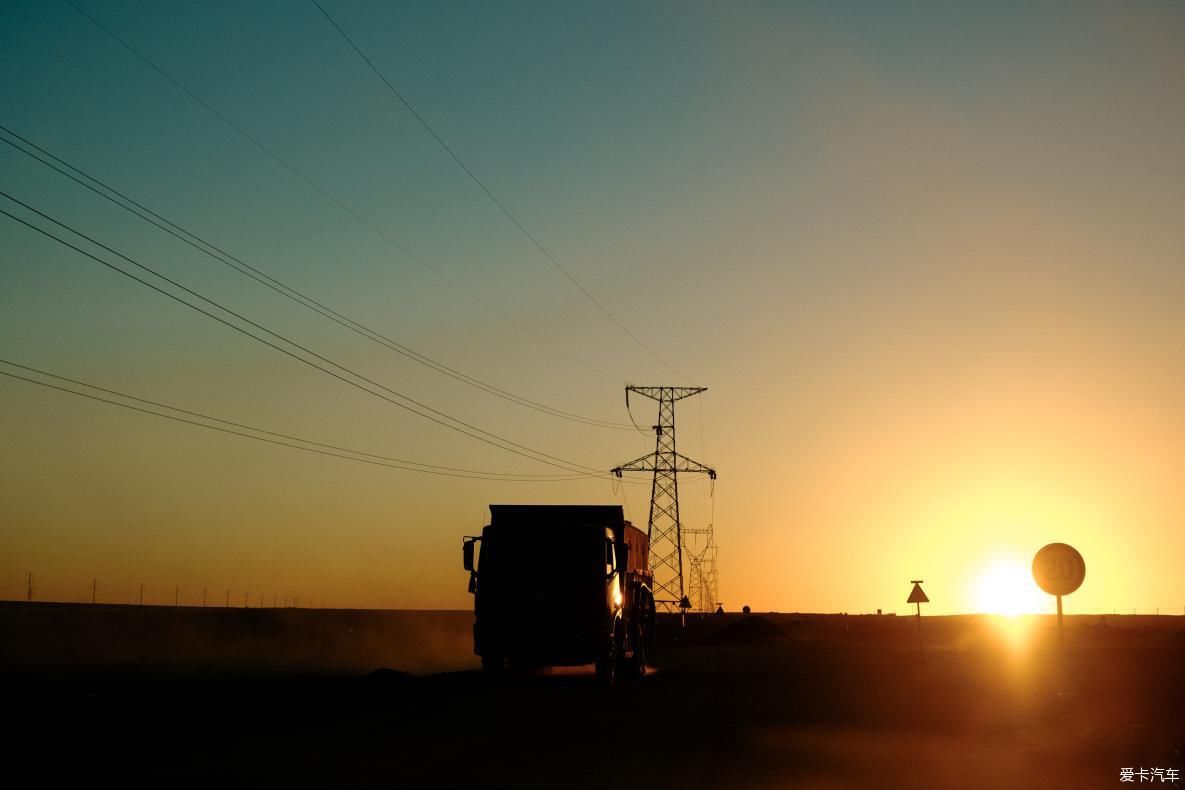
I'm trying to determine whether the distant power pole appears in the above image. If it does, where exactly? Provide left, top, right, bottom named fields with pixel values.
left=225, top=589, right=230, bottom=607
left=259, top=593, right=264, bottom=608
left=203, top=587, right=207, bottom=608
left=612, top=386, right=716, bottom=613
left=26, top=572, right=33, bottom=603
left=139, top=583, right=144, bottom=606
left=91, top=578, right=97, bottom=605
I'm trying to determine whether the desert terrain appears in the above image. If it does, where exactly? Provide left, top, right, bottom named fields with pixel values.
left=3, top=602, right=1182, bottom=788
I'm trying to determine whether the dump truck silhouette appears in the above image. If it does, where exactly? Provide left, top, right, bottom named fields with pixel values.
left=463, top=505, right=655, bottom=682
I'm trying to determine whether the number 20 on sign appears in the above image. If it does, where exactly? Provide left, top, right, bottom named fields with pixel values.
left=1032, top=542, right=1085, bottom=645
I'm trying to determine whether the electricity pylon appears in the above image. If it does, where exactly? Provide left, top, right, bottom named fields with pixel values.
left=612, top=386, right=715, bottom=612
left=685, top=528, right=718, bottom=613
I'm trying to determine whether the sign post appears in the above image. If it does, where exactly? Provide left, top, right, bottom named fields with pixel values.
left=1031, top=543, right=1085, bottom=646
left=907, top=580, right=929, bottom=644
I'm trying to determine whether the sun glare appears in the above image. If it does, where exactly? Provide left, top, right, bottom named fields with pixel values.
left=972, top=558, right=1047, bottom=616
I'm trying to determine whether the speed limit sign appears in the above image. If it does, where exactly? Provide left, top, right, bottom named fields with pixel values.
left=1033, top=542, right=1085, bottom=645
left=1032, top=543, right=1086, bottom=596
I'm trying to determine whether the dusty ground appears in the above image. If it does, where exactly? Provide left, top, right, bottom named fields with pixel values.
left=3, top=603, right=1182, bottom=788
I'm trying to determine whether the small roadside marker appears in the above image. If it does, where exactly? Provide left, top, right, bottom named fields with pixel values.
left=907, top=580, right=928, bottom=643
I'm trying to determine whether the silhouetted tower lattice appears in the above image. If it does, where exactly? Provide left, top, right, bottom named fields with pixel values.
left=685, top=529, right=719, bottom=613
left=688, top=554, right=703, bottom=612
left=612, top=386, right=715, bottom=612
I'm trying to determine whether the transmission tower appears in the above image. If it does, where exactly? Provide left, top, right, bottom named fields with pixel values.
left=612, top=386, right=715, bottom=612
left=685, top=528, right=719, bottom=613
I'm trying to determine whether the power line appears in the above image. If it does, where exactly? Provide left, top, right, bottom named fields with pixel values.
left=0, top=193, right=613, bottom=478
left=309, top=0, right=687, bottom=380
left=0, top=125, right=634, bottom=431
left=0, top=359, right=596, bottom=481
left=0, top=195, right=609, bottom=477
left=60, top=0, right=622, bottom=384
left=625, top=390, right=656, bottom=436
left=0, top=357, right=594, bottom=478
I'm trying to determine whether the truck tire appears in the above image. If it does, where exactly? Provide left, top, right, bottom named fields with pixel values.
left=594, top=639, right=617, bottom=685
left=629, top=643, right=647, bottom=680
left=481, top=654, right=504, bottom=673
left=619, top=625, right=647, bottom=682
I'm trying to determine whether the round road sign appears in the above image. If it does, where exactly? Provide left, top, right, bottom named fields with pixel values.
left=1032, top=543, right=1085, bottom=596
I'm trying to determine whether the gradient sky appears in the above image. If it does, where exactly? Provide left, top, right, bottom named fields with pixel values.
left=2, top=1, right=1183, bottom=614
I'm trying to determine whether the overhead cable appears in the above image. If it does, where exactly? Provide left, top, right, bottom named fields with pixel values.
left=0, top=126, right=634, bottom=431
left=310, top=0, right=688, bottom=380
left=0, top=193, right=616, bottom=478
left=0, top=361, right=598, bottom=482
left=61, top=0, right=622, bottom=384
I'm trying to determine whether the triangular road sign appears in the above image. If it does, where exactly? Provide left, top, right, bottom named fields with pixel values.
left=907, top=582, right=929, bottom=604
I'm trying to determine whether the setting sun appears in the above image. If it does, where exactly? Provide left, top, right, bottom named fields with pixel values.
left=971, top=558, right=1048, bottom=616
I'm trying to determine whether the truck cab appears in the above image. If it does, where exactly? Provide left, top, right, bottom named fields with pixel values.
left=463, top=505, right=654, bottom=682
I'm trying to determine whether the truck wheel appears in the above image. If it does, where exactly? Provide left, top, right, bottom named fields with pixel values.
left=594, top=641, right=617, bottom=685
left=632, top=643, right=648, bottom=679
left=481, top=654, right=504, bottom=673
left=618, top=639, right=647, bottom=682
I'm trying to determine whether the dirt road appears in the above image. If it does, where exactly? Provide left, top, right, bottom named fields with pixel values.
left=4, top=606, right=1181, bottom=788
